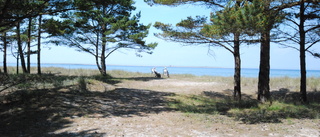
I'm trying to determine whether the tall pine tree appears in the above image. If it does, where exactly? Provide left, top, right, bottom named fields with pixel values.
left=154, top=1, right=258, bottom=101
left=44, top=0, right=157, bottom=75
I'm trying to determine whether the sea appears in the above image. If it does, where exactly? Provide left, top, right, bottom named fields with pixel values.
left=3, top=63, right=319, bottom=78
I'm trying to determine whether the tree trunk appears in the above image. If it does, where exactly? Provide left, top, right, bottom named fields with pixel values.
left=27, top=17, right=32, bottom=74
left=3, top=32, right=7, bottom=74
left=16, top=53, right=19, bottom=74
left=99, top=6, right=107, bottom=76
left=37, top=15, right=42, bottom=75
left=100, top=56, right=107, bottom=75
left=17, top=22, right=28, bottom=74
left=233, top=33, right=241, bottom=101
left=95, top=53, right=101, bottom=71
left=257, top=31, right=271, bottom=103
left=299, top=0, right=307, bottom=103
left=100, top=35, right=107, bottom=76
left=95, top=30, right=102, bottom=73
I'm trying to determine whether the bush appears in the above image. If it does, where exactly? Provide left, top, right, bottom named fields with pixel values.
left=77, top=76, right=87, bottom=93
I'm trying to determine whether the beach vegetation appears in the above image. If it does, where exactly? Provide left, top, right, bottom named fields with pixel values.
left=169, top=91, right=320, bottom=124
left=0, top=67, right=319, bottom=136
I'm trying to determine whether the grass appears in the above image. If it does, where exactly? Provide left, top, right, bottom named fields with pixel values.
left=168, top=93, right=257, bottom=115
left=1, top=66, right=320, bottom=124
left=229, top=101, right=320, bottom=123
left=242, top=76, right=319, bottom=92
left=168, top=92, right=320, bottom=124
left=3, top=66, right=319, bottom=91
left=168, top=94, right=220, bottom=114
left=77, top=76, right=88, bottom=93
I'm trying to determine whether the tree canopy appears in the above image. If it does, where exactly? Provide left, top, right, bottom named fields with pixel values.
left=43, top=0, right=157, bottom=75
left=0, top=0, right=73, bottom=32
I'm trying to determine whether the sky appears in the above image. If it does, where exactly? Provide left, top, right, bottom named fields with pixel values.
left=1, top=0, right=320, bottom=70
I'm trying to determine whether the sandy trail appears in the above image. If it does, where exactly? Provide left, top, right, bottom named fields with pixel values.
left=1, top=77, right=319, bottom=137
left=116, top=78, right=234, bottom=94
left=58, top=78, right=319, bottom=137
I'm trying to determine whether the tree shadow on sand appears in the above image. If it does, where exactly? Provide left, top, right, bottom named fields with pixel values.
left=169, top=89, right=320, bottom=124
left=0, top=87, right=175, bottom=136
left=0, top=73, right=122, bottom=92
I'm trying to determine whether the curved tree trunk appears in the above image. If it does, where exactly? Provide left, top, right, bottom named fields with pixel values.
left=94, top=30, right=103, bottom=75
left=17, top=22, right=28, bottom=74
left=99, top=6, right=107, bottom=76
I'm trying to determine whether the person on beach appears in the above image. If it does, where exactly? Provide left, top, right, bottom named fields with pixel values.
left=163, top=67, right=169, bottom=78
left=151, top=67, right=161, bottom=78
left=151, top=67, right=156, bottom=75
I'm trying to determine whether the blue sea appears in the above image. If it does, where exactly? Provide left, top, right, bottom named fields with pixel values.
left=5, top=63, right=318, bottom=78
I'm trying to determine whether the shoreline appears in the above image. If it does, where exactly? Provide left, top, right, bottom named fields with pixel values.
left=1, top=66, right=320, bottom=79
left=2, top=62, right=227, bottom=69
left=1, top=63, right=320, bottom=78
left=2, top=62, right=319, bottom=71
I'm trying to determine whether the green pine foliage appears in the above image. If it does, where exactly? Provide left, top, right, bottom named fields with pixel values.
left=59, top=0, right=156, bottom=52
left=202, top=2, right=242, bottom=38
left=42, top=0, right=157, bottom=75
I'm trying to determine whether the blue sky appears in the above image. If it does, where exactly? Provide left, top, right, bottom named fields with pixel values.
left=2, top=0, right=320, bottom=70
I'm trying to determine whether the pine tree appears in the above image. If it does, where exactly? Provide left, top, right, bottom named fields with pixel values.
left=154, top=1, right=256, bottom=101
left=244, top=0, right=285, bottom=103
left=279, top=0, right=320, bottom=103
left=44, top=0, right=157, bottom=76
left=202, top=1, right=244, bottom=101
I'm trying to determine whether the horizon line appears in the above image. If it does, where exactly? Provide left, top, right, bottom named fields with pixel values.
left=1, top=62, right=318, bottom=71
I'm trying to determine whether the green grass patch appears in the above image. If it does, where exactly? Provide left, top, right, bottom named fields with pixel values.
left=228, top=101, right=320, bottom=124
left=168, top=94, right=219, bottom=114
left=168, top=93, right=258, bottom=115
left=167, top=93, right=320, bottom=124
